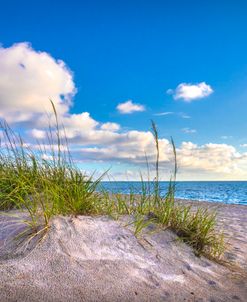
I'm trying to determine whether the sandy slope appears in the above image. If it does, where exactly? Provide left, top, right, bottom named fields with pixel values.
left=0, top=201, right=246, bottom=302
left=176, top=200, right=247, bottom=271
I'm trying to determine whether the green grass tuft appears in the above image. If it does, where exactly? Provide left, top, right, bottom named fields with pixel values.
left=0, top=104, right=225, bottom=259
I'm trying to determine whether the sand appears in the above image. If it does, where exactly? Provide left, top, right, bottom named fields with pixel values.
left=0, top=200, right=246, bottom=302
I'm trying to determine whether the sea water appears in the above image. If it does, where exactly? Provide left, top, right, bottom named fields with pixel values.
left=100, top=181, right=247, bottom=205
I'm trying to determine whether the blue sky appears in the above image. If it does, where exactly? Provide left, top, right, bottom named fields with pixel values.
left=0, top=0, right=247, bottom=180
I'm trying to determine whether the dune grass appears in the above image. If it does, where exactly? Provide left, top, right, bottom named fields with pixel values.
left=0, top=105, right=225, bottom=259
left=0, top=108, right=105, bottom=234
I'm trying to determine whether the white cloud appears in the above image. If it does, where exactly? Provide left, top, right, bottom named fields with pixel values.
left=0, top=42, right=76, bottom=124
left=74, top=139, right=247, bottom=180
left=13, top=121, right=247, bottom=180
left=182, top=128, right=197, bottom=134
left=180, top=113, right=191, bottom=119
left=101, top=122, right=120, bottom=131
left=154, top=112, right=191, bottom=119
left=177, top=142, right=247, bottom=178
left=168, top=82, right=213, bottom=102
left=117, top=100, right=145, bottom=114
left=154, top=112, right=174, bottom=116
left=29, top=129, right=46, bottom=139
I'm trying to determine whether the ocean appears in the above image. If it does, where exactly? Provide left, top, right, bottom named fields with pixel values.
left=100, top=181, right=247, bottom=205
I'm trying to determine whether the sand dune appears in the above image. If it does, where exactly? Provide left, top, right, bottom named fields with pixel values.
left=0, top=201, right=246, bottom=302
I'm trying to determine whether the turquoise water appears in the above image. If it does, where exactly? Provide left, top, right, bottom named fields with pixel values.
left=100, top=181, right=247, bottom=205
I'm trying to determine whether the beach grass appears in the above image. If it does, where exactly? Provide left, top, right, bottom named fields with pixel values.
left=0, top=104, right=225, bottom=259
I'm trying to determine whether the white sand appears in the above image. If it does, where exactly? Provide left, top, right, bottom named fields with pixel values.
left=0, top=201, right=246, bottom=302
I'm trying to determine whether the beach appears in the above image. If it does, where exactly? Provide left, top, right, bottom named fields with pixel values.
left=0, top=199, right=246, bottom=302
left=1, top=2, right=247, bottom=301
left=176, top=199, right=247, bottom=271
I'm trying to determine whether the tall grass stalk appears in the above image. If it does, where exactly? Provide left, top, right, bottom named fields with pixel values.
left=0, top=104, right=104, bottom=233
left=151, top=120, right=160, bottom=206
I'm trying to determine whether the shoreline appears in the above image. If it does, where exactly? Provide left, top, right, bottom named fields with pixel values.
left=175, top=198, right=247, bottom=209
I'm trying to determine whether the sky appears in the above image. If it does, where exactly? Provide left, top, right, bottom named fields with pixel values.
left=0, top=0, right=247, bottom=180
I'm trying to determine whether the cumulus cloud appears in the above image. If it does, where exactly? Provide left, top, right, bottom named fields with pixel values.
left=182, top=128, right=197, bottom=134
left=168, top=82, right=213, bottom=102
left=177, top=142, right=247, bottom=177
left=0, top=42, right=76, bottom=124
left=101, top=122, right=120, bottom=131
left=13, top=120, right=247, bottom=180
left=74, top=139, right=247, bottom=180
left=117, top=100, right=145, bottom=114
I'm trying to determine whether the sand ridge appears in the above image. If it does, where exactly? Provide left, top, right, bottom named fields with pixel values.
left=0, top=201, right=246, bottom=301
